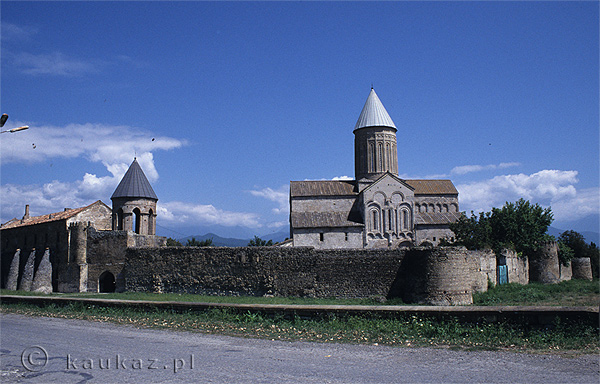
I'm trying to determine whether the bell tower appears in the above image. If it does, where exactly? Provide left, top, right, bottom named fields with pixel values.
left=111, top=158, right=158, bottom=235
left=354, top=88, right=398, bottom=181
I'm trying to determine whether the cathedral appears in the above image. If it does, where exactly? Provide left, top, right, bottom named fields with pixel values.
left=289, top=88, right=460, bottom=249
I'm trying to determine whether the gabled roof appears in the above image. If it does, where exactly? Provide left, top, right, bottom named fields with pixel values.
left=0, top=200, right=110, bottom=230
left=111, top=158, right=158, bottom=200
left=291, top=212, right=364, bottom=229
left=290, top=180, right=357, bottom=198
left=404, top=180, right=458, bottom=195
left=354, top=88, right=397, bottom=131
left=360, top=172, right=414, bottom=194
left=290, top=177, right=458, bottom=198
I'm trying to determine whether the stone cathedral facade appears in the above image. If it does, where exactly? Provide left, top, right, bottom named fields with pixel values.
left=290, top=88, right=461, bottom=249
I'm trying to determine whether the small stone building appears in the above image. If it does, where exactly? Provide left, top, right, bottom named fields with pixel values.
left=0, top=201, right=112, bottom=291
left=290, top=88, right=460, bottom=249
left=1, top=158, right=165, bottom=292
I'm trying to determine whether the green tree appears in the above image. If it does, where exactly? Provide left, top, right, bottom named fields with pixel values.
left=488, top=198, right=553, bottom=256
left=449, top=211, right=492, bottom=250
left=557, top=241, right=575, bottom=266
left=247, top=236, right=273, bottom=246
left=558, top=230, right=588, bottom=258
left=186, top=237, right=213, bottom=247
left=166, top=237, right=182, bottom=246
left=450, top=199, right=553, bottom=257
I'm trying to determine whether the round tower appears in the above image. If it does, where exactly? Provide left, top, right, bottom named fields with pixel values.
left=529, top=241, right=560, bottom=284
left=111, top=158, right=158, bottom=235
left=354, top=88, right=399, bottom=181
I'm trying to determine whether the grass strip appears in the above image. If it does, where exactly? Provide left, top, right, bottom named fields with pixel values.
left=1, top=301, right=598, bottom=354
left=2, top=279, right=599, bottom=306
left=473, top=279, right=599, bottom=307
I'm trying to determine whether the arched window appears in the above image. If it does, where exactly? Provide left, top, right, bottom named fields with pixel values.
left=385, top=143, right=390, bottom=170
left=370, top=209, right=380, bottom=232
left=133, top=208, right=141, bottom=234
left=116, top=208, right=124, bottom=230
left=392, top=143, right=397, bottom=173
left=148, top=209, right=154, bottom=235
left=369, top=142, right=375, bottom=172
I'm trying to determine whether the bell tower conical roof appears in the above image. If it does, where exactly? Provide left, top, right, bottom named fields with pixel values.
left=353, top=88, right=397, bottom=131
left=353, top=88, right=399, bottom=180
left=111, top=158, right=158, bottom=200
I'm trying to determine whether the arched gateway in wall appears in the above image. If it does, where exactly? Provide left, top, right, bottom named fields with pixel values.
left=98, top=271, right=116, bottom=293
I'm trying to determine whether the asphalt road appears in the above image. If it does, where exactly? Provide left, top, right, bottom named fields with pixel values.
left=0, top=314, right=598, bottom=383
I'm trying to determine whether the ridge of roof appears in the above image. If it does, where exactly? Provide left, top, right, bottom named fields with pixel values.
left=404, top=179, right=458, bottom=195
left=353, top=88, right=397, bottom=131
left=111, top=158, right=158, bottom=200
left=290, top=180, right=357, bottom=197
left=0, top=200, right=108, bottom=230
left=360, top=172, right=414, bottom=194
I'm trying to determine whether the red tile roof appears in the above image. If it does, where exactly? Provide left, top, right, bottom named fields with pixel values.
left=0, top=200, right=108, bottom=230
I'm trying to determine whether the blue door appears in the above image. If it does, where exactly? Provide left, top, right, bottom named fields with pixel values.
left=498, top=265, right=508, bottom=285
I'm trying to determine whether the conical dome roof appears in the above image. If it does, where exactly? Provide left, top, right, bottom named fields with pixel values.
left=353, top=88, right=396, bottom=131
left=111, top=158, right=158, bottom=200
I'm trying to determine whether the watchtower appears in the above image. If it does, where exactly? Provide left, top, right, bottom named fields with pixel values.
left=111, top=158, right=158, bottom=235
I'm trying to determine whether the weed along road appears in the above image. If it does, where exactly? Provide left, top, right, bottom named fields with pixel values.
left=1, top=314, right=598, bottom=383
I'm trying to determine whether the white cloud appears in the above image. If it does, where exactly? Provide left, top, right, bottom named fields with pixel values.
left=550, top=187, right=600, bottom=222
left=12, top=51, right=100, bottom=77
left=0, top=123, right=184, bottom=177
left=0, top=123, right=186, bottom=223
left=157, top=201, right=261, bottom=228
left=451, top=162, right=521, bottom=175
left=1, top=180, right=104, bottom=221
left=248, top=185, right=290, bottom=214
left=1, top=22, right=38, bottom=42
left=456, top=169, right=597, bottom=223
left=332, top=175, right=353, bottom=181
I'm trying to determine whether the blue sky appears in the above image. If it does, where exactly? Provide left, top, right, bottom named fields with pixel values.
left=1, top=1, right=598, bottom=239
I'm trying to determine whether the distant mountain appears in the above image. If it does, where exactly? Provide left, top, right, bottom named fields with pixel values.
left=548, top=226, right=599, bottom=245
left=180, top=233, right=249, bottom=247
left=157, top=223, right=289, bottom=242
left=259, top=229, right=289, bottom=244
left=179, top=230, right=289, bottom=247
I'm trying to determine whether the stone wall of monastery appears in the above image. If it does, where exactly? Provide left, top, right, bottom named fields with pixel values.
left=124, top=246, right=485, bottom=305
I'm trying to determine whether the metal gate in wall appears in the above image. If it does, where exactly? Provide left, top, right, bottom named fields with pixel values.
left=498, top=265, right=508, bottom=285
